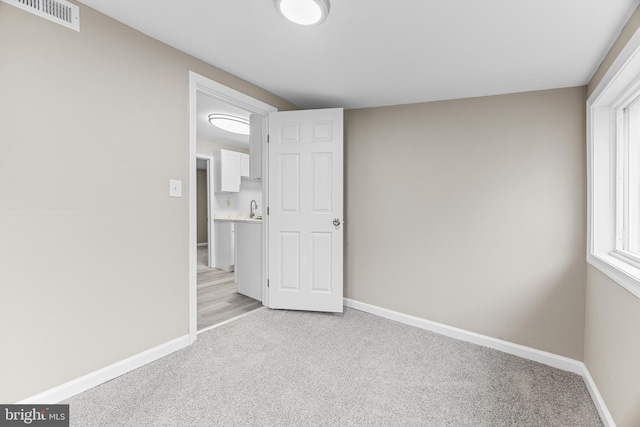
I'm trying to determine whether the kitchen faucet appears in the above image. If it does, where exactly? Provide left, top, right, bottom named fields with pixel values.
left=250, top=200, right=258, bottom=219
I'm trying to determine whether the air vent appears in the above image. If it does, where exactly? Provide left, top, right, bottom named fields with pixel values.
left=2, top=0, right=79, bottom=31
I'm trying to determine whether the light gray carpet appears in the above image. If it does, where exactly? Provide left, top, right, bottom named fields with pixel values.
left=66, top=308, right=602, bottom=426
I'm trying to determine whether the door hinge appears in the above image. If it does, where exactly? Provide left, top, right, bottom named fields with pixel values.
left=267, top=134, right=270, bottom=143
left=267, top=207, right=269, bottom=215
left=267, top=279, right=270, bottom=288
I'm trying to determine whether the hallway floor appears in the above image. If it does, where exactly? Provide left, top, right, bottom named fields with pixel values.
left=197, top=245, right=262, bottom=330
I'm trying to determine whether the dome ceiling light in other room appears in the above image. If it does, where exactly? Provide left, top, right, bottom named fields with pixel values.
left=208, top=114, right=250, bottom=135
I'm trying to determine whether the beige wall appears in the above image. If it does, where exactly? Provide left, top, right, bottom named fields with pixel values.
left=585, top=5, right=640, bottom=427
left=585, top=267, right=640, bottom=427
left=344, top=87, right=587, bottom=359
left=197, top=169, right=207, bottom=244
left=0, top=3, right=295, bottom=402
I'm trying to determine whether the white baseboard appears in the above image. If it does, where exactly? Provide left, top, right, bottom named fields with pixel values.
left=582, top=363, right=617, bottom=427
left=343, top=298, right=616, bottom=427
left=197, top=242, right=208, bottom=247
left=15, top=299, right=615, bottom=427
left=343, top=298, right=583, bottom=373
left=17, top=334, right=190, bottom=404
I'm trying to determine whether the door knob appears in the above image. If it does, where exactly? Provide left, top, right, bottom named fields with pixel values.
left=333, top=218, right=341, bottom=226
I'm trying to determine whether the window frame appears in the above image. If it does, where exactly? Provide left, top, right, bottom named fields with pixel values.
left=588, top=28, right=640, bottom=300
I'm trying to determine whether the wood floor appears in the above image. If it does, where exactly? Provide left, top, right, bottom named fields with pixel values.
left=197, top=246, right=262, bottom=331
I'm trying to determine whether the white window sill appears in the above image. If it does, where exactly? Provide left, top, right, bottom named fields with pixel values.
left=588, top=252, right=640, bottom=299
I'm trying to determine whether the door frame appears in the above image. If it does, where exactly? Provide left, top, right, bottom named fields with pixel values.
left=195, top=153, right=215, bottom=268
left=188, top=71, right=277, bottom=343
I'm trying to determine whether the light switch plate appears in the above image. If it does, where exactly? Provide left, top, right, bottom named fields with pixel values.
left=169, top=179, right=182, bottom=197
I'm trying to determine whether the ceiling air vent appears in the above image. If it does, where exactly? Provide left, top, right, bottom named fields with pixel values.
left=2, top=0, right=79, bottom=31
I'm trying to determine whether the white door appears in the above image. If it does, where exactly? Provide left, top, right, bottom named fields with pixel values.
left=268, top=108, right=344, bottom=312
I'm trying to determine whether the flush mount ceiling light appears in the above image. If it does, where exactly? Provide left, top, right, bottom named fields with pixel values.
left=274, top=0, right=330, bottom=26
left=208, top=114, right=250, bottom=135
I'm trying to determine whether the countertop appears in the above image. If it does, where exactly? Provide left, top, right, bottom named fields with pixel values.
left=216, top=218, right=262, bottom=224
left=214, top=213, right=262, bottom=223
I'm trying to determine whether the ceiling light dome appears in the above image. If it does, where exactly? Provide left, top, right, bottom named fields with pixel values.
left=274, top=0, right=330, bottom=27
left=208, top=114, right=250, bottom=135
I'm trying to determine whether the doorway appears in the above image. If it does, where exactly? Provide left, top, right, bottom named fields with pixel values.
left=195, top=148, right=263, bottom=331
left=188, top=72, right=277, bottom=342
left=189, top=73, right=345, bottom=341
left=196, top=154, right=214, bottom=268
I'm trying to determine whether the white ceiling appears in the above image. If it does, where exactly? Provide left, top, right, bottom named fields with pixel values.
left=78, top=0, right=639, bottom=109
left=197, top=92, right=250, bottom=147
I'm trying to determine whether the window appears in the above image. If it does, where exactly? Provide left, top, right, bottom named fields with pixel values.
left=588, top=30, right=640, bottom=300
left=615, top=95, right=640, bottom=263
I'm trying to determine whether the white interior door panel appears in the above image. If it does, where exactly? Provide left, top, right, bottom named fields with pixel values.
left=268, top=108, right=344, bottom=312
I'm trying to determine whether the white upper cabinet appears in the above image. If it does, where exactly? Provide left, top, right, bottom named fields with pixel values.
left=249, top=114, right=264, bottom=179
left=215, top=149, right=242, bottom=193
left=240, top=153, right=250, bottom=178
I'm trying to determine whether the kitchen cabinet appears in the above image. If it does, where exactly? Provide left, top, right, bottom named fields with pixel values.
left=235, top=221, right=262, bottom=301
left=249, top=114, right=263, bottom=179
left=240, top=153, right=250, bottom=178
left=214, top=220, right=234, bottom=272
left=215, top=149, right=242, bottom=193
